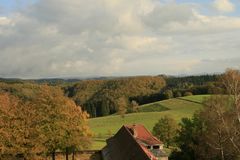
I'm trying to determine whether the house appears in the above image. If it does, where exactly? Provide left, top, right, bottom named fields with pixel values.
left=102, top=124, right=168, bottom=160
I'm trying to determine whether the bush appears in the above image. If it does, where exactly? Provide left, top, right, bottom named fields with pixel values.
left=184, top=92, right=193, bottom=96
left=163, top=89, right=173, bottom=99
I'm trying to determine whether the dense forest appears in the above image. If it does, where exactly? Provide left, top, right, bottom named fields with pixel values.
left=64, top=76, right=166, bottom=117
left=164, top=74, right=223, bottom=97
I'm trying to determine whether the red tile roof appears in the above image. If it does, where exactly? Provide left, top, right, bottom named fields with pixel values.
left=126, top=124, right=163, bottom=145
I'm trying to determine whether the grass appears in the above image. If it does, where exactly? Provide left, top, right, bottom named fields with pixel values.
left=89, top=95, right=209, bottom=150
left=139, top=103, right=169, bottom=112
left=178, top=95, right=211, bottom=103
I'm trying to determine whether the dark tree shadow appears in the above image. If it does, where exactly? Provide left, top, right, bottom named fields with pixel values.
left=90, top=152, right=102, bottom=160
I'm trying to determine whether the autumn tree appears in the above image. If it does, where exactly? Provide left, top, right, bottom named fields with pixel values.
left=32, top=85, right=92, bottom=159
left=152, top=115, right=178, bottom=148
left=163, top=90, right=173, bottom=99
left=0, top=93, right=44, bottom=159
left=0, top=85, right=92, bottom=160
left=117, top=97, right=128, bottom=118
left=60, top=98, right=92, bottom=160
left=184, top=91, right=193, bottom=96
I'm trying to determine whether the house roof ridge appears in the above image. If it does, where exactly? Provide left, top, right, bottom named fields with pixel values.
left=125, top=124, right=163, bottom=145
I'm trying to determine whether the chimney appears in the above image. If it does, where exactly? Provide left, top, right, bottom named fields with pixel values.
left=132, top=124, right=137, bottom=138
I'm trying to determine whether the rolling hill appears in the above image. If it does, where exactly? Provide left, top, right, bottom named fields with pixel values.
left=89, top=95, right=210, bottom=149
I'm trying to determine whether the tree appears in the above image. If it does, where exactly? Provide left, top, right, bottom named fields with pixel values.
left=219, top=69, right=240, bottom=155
left=170, top=114, right=205, bottom=160
left=117, top=97, right=127, bottom=118
left=0, top=93, right=44, bottom=159
left=101, top=100, right=110, bottom=116
left=221, top=69, right=240, bottom=123
left=184, top=92, right=193, bottom=96
left=32, top=85, right=92, bottom=159
left=67, top=76, right=166, bottom=117
left=0, top=85, right=92, bottom=159
left=129, top=100, right=139, bottom=113
left=198, top=95, right=238, bottom=160
left=163, top=90, right=173, bottom=99
left=170, top=69, right=240, bottom=160
left=152, top=115, right=178, bottom=148
left=60, top=98, right=92, bottom=160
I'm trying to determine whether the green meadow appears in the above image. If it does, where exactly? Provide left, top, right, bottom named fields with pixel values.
left=89, top=95, right=211, bottom=149
left=178, top=95, right=211, bottom=103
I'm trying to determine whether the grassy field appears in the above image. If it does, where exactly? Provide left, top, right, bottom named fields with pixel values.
left=178, top=95, right=211, bottom=103
left=89, top=95, right=210, bottom=150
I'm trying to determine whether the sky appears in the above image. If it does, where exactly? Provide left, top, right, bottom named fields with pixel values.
left=0, top=0, right=240, bottom=79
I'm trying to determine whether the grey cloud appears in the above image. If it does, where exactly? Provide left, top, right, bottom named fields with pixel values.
left=143, top=3, right=195, bottom=29
left=26, top=0, right=117, bottom=34
left=191, top=57, right=240, bottom=74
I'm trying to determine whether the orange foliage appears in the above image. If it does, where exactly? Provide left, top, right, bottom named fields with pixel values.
left=0, top=84, right=92, bottom=159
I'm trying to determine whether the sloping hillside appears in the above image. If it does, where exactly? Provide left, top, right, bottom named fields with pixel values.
left=89, top=95, right=209, bottom=149
left=177, top=95, right=211, bottom=103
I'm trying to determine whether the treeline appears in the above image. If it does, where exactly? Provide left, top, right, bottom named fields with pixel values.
left=0, top=83, right=91, bottom=159
left=160, top=74, right=223, bottom=99
left=166, top=74, right=219, bottom=87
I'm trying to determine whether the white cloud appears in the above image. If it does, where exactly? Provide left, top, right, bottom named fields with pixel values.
left=213, top=0, right=235, bottom=12
left=164, top=12, right=240, bottom=34
left=0, top=17, right=11, bottom=25
left=106, top=35, right=170, bottom=53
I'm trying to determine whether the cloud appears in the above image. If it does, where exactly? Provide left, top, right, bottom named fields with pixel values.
left=143, top=3, right=195, bottom=29
left=0, top=0, right=240, bottom=78
left=213, top=0, right=235, bottom=12
left=144, top=8, right=240, bottom=34
left=0, top=17, right=11, bottom=25
left=192, top=57, right=240, bottom=74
